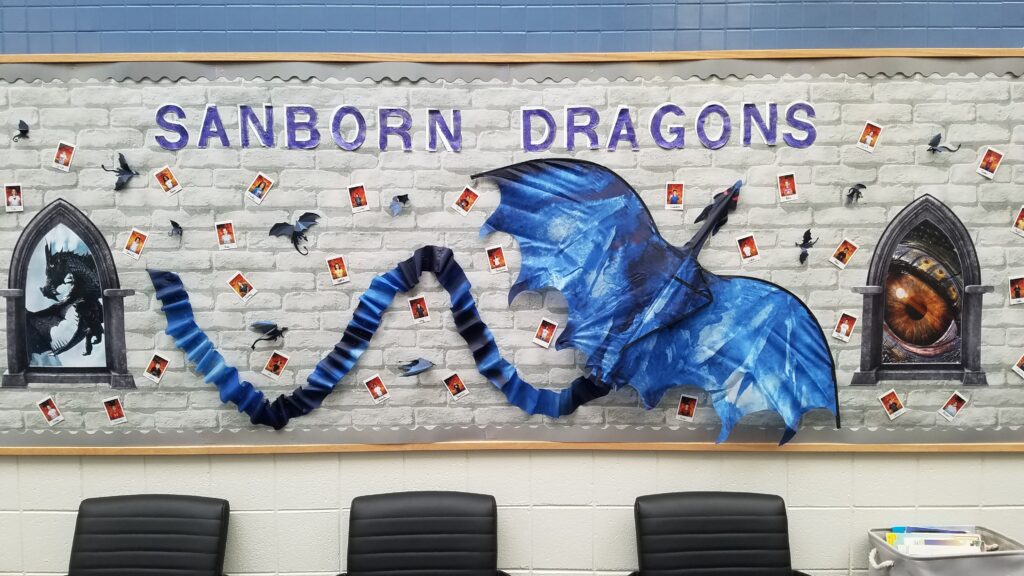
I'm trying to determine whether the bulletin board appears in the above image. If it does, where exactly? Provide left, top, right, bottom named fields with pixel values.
left=2, top=49, right=1024, bottom=454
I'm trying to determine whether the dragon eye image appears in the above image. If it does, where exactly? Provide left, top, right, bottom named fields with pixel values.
left=881, top=221, right=962, bottom=364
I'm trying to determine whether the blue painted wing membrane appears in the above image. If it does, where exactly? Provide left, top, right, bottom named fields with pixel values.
left=617, top=275, right=837, bottom=442
left=475, top=159, right=712, bottom=382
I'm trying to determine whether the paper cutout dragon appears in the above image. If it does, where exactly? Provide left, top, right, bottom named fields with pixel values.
left=149, top=159, right=838, bottom=442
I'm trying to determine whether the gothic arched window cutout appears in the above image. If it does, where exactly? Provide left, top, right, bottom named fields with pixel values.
left=852, top=195, right=991, bottom=386
left=1, top=199, right=135, bottom=388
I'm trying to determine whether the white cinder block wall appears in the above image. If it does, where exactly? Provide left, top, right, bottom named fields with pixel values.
left=2, top=71, right=1024, bottom=576
left=3, top=452, right=1024, bottom=575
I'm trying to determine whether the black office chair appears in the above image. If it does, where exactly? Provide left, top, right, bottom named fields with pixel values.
left=341, top=491, right=509, bottom=576
left=630, top=491, right=809, bottom=576
left=68, top=494, right=230, bottom=576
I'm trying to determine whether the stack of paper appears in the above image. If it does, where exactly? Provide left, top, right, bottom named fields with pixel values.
left=885, top=526, right=985, bottom=557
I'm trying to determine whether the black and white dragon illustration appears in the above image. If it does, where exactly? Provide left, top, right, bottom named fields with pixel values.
left=26, top=243, right=104, bottom=363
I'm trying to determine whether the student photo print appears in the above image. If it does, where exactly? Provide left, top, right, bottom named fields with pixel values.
left=856, top=121, right=883, bottom=153
left=215, top=220, right=237, bottom=250
left=122, top=228, right=148, bottom=260
left=829, top=238, right=859, bottom=269
left=364, top=374, right=390, bottom=404
left=155, top=165, right=182, bottom=195
left=675, top=393, right=698, bottom=422
left=52, top=141, right=76, bottom=171
left=939, top=391, right=968, bottom=422
left=348, top=183, right=370, bottom=213
left=143, top=353, right=169, bottom=384
left=1010, top=275, right=1024, bottom=305
left=37, top=396, right=64, bottom=426
left=326, top=255, right=350, bottom=285
left=1014, top=352, right=1024, bottom=381
left=486, top=245, right=508, bottom=273
left=977, top=147, right=1004, bottom=179
left=878, top=388, right=906, bottom=420
left=261, top=351, right=290, bottom=381
left=777, top=173, right=798, bottom=203
left=665, top=182, right=684, bottom=210
left=103, top=397, right=127, bottom=425
left=736, top=234, right=760, bottom=264
left=4, top=184, right=23, bottom=213
left=246, top=172, right=274, bottom=204
left=408, top=295, right=430, bottom=324
left=452, top=186, right=479, bottom=216
left=1012, top=205, right=1024, bottom=239
left=832, top=312, right=858, bottom=343
left=226, top=271, right=258, bottom=303
left=533, top=317, right=558, bottom=348
left=442, top=372, right=470, bottom=401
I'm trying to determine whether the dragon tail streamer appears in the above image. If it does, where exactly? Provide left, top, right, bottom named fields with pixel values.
left=148, top=245, right=610, bottom=430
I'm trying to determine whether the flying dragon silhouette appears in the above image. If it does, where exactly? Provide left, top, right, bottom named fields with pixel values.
left=795, top=229, right=818, bottom=264
left=927, top=133, right=961, bottom=153
left=101, top=153, right=139, bottom=191
left=270, top=212, right=320, bottom=255
left=149, top=159, right=838, bottom=442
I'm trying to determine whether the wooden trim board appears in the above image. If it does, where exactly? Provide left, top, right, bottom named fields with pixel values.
left=0, top=48, right=1022, bottom=65
left=5, top=441, right=1024, bottom=457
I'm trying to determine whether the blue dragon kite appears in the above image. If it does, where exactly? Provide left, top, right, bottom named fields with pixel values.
left=149, top=159, right=837, bottom=443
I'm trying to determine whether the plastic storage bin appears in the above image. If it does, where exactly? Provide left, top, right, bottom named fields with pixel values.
left=868, top=527, right=1024, bottom=576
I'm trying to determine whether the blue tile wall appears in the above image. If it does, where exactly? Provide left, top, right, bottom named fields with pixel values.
left=0, top=1, right=1021, bottom=53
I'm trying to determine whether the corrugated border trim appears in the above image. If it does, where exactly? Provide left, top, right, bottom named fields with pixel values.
left=0, top=58, right=1023, bottom=83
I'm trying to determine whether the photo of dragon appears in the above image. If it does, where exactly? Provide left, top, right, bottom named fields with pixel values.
left=25, top=224, right=106, bottom=367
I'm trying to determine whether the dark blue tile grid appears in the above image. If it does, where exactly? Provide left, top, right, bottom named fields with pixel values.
left=0, top=1, right=1022, bottom=53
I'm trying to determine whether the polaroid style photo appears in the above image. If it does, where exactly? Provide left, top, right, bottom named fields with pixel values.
left=326, top=255, right=350, bottom=285
left=102, top=396, right=127, bottom=425
left=878, top=388, right=906, bottom=421
left=533, top=317, right=558, bottom=348
left=261, top=351, right=290, bottom=381
left=736, top=234, right=761, bottom=264
left=486, top=245, right=508, bottom=274
left=675, top=393, right=698, bottom=423
left=348, top=183, right=370, bottom=213
left=154, top=165, right=182, bottom=196
left=777, top=173, right=798, bottom=203
left=442, top=372, right=470, bottom=402
left=408, top=295, right=430, bottom=324
left=52, top=141, right=76, bottom=172
left=37, top=396, right=64, bottom=427
left=245, top=172, right=274, bottom=205
left=452, top=186, right=479, bottom=216
left=1010, top=275, right=1024, bottom=305
left=4, top=184, right=24, bottom=213
left=122, top=228, right=148, bottom=260
left=829, top=238, right=859, bottom=269
left=856, top=121, right=883, bottom=153
left=939, top=391, right=969, bottom=422
left=1013, top=351, right=1024, bottom=381
left=363, top=374, right=390, bottom=404
left=215, top=220, right=237, bottom=250
left=977, top=147, right=1004, bottom=180
left=1012, top=206, right=1024, bottom=239
left=143, top=353, right=169, bottom=384
left=226, top=271, right=258, bottom=303
left=832, top=312, right=859, bottom=343
left=665, top=182, right=685, bottom=211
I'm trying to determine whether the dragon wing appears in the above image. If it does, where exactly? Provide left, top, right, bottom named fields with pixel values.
left=294, top=212, right=321, bottom=233
left=473, top=159, right=713, bottom=381
left=928, top=133, right=942, bottom=148
left=249, top=321, right=279, bottom=334
left=269, top=223, right=295, bottom=238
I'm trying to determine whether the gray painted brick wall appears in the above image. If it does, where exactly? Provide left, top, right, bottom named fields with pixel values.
left=1, top=73, right=1023, bottom=438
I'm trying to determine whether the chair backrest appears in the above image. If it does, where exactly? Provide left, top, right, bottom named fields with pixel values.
left=346, top=491, right=498, bottom=576
left=68, top=494, right=230, bottom=576
left=634, top=491, right=794, bottom=576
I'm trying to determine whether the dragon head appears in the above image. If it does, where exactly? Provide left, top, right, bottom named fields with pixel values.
left=40, top=243, right=79, bottom=303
